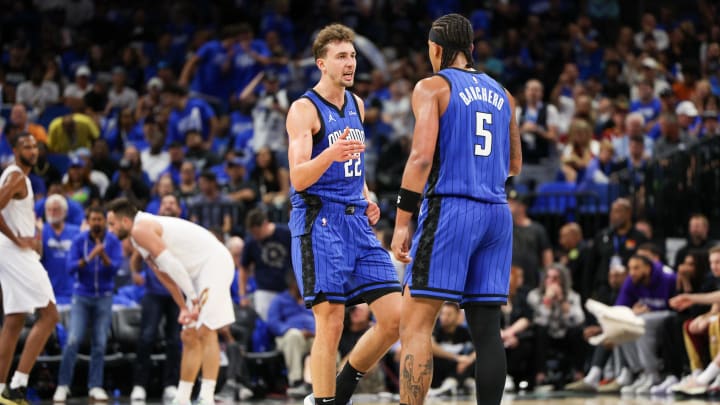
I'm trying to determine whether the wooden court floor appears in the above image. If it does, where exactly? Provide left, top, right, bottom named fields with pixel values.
left=42, top=393, right=720, bottom=404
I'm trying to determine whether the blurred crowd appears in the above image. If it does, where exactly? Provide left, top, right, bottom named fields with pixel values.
left=0, top=0, right=719, bottom=400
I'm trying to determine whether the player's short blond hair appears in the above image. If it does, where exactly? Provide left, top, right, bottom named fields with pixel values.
left=312, top=24, right=355, bottom=60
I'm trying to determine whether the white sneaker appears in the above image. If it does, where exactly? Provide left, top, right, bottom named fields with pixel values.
left=504, top=375, right=515, bottom=392
left=238, top=384, right=253, bottom=400
left=464, top=377, right=476, bottom=393
left=130, top=386, right=146, bottom=401
left=427, top=377, right=458, bottom=397
left=88, top=387, right=109, bottom=402
left=650, top=375, right=678, bottom=395
left=163, top=385, right=177, bottom=402
left=634, top=376, right=657, bottom=395
left=304, top=394, right=353, bottom=405
left=53, top=385, right=70, bottom=403
left=621, top=374, right=648, bottom=395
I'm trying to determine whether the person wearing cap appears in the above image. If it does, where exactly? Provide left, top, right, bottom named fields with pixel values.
left=135, top=77, right=163, bottom=120
left=63, top=157, right=101, bottom=207
left=163, top=84, right=218, bottom=150
left=108, top=66, right=138, bottom=111
left=187, top=170, right=233, bottom=231
left=239, top=69, right=289, bottom=162
left=676, top=100, right=702, bottom=137
left=63, top=65, right=93, bottom=110
left=179, top=25, right=242, bottom=112
left=158, top=140, right=186, bottom=185
left=47, top=113, right=100, bottom=153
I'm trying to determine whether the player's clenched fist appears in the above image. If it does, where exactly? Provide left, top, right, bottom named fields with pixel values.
left=328, top=127, right=365, bottom=162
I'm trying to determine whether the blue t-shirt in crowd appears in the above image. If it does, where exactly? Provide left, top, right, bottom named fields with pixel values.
left=167, top=98, right=216, bottom=145
left=233, top=40, right=271, bottom=93
left=191, top=40, right=234, bottom=103
left=630, top=98, right=662, bottom=124
left=241, top=224, right=291, bottom=292
left=143, top=262, right=171, bottom=297
left=230, top=110, right=254, bottom=150
left=41, top=223, right=80, bottom=303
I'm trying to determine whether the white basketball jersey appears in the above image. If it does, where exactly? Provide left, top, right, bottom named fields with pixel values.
left=0, top=164, right=35, bottom=240
left=131, top=211, right=224, bottom=277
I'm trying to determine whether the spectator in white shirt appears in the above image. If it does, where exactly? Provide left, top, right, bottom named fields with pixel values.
left=16, top=66, right=59, bottom=114
left=63, top=66, right=93, bottom=111
left=107, top=66, right=138, bottom=111
left=634, top=13, right=669, bottom=51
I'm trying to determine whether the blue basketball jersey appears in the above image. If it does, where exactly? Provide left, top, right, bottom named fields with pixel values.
left=427, top=68, right=511, bottom=203
left=290, top=89, right=366, bottom=207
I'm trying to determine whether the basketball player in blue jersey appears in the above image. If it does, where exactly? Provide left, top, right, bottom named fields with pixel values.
left=285, top=24, right=402, bottom=405
left=391, top=14, right=522, bottom=405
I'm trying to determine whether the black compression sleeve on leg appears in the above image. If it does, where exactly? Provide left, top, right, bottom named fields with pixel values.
left=465, top=305, right=506, bottom=405
left=335, top=362, right=364, bottom=405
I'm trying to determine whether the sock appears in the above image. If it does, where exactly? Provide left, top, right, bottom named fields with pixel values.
left=617, top=368, right=632, bottom=386
left=692, top=369, right=703, bottom=377
left=0, top=383, right=5, bottom=393
left=335, top=362, right=364, bottom=405
left=584, top=366, right=602, bottom=386
left=9, top=372, right=28, bottom=389
left=199, top=379, right=216, bottom=402
left=697, top=363, right=720, bottom=385
left=176, top=380, right=194, bottom=403
left=315, top=397, right=335, bottom=405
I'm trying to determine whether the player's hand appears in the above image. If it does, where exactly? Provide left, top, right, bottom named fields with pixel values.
left=391, top=226, right=412, bottom=264
left=366, top=201, right=380, bottom=226
left=15, top=236, right=36, bottom=250
left=669, top=294, right=694, bottom=311
left=178, top=307, right=194, bottom=325
left=328, top=127, right=365, bottom=162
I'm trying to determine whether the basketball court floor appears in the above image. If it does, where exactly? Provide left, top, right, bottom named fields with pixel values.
left=46, top=393, right=719, bottom=404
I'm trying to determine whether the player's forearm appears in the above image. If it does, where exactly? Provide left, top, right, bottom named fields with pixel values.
left=239, top=266, right=249, bottom=296
left=152, top=265, right=187, bottom=309
left=290, top=150, right=335, bottom=191
left=155, top=250, right=197, bottom=300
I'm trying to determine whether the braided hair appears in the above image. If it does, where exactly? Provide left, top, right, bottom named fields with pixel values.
left=429, top=13, right=474, bottom=70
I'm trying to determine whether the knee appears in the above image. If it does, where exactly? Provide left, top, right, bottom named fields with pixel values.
left=41, top=306, right=60, bottom=326
left=375, top=310, right=401, bottom=342
left=181, top=328, right=201, bottom=349
left=284, top=328, right=305, bottom=344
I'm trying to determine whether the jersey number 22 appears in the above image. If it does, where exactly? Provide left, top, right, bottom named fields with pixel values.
left=475, top=112, right=493, bottom=156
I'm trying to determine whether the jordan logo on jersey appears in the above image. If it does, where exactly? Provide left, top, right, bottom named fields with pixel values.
left=328, top=113, right=335, bottom=122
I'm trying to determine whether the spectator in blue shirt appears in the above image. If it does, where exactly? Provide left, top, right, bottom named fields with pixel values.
left=232, top=24, right=271, bottom=96
left=40, top=194, right=80, bottom=306
left=179, top=25, right=240, bottom=112
left=54, top=207, right=124, bottom=403
left=163, top=84, right=217, bottom=149
left=129, top=195, right=182, bottom=402
left=267, top=272, right=315, bottom=396
left=35, top=183, right=85, bottom=226
left=240, top=208, right=291, bottom=321
left=630, top=80, right=662, bottom=133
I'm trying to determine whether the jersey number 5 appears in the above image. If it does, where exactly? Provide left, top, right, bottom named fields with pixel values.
left=475, top=112, right=493, bottom=156
left=344, top=157, right=361, bottom=177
